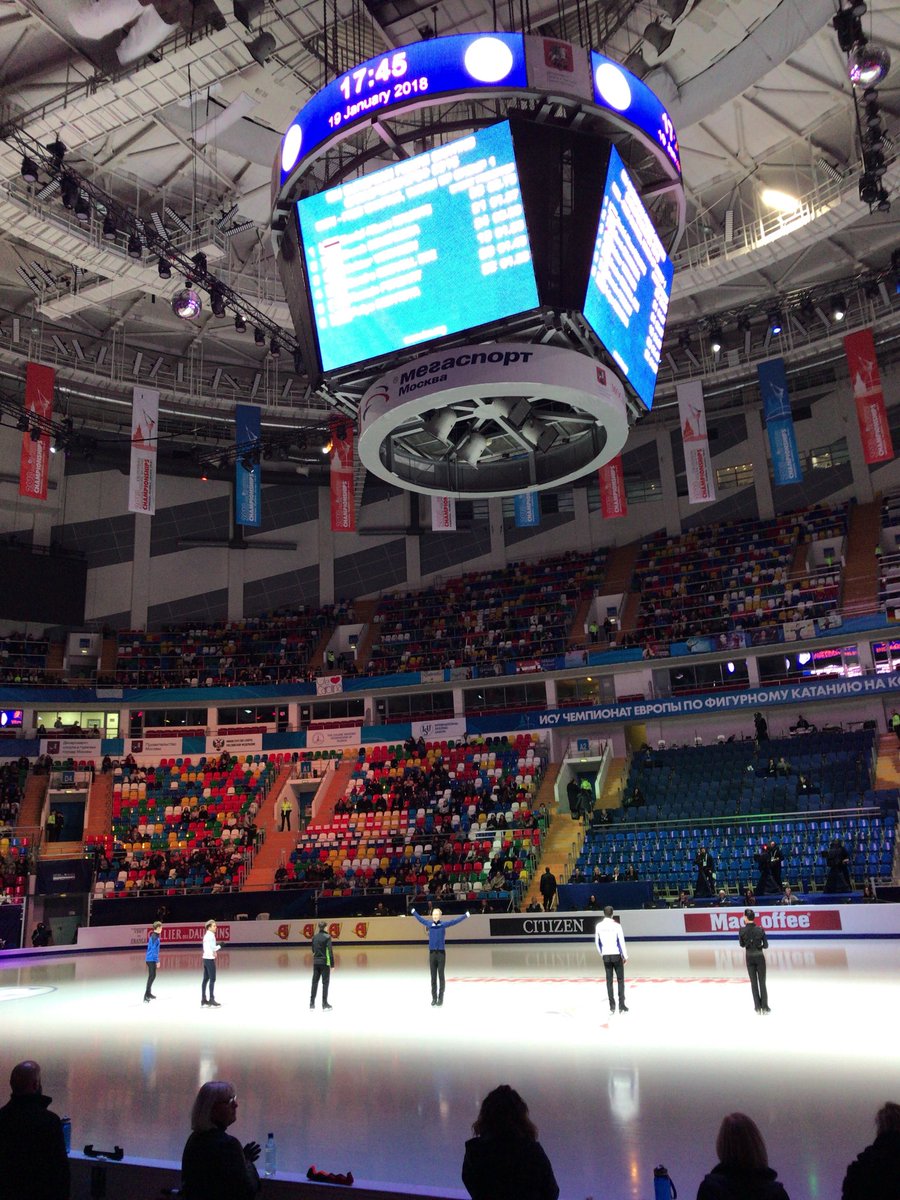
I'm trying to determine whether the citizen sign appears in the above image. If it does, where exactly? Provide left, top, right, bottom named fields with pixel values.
left=684, top=910, right=842, bottom=934
left=489, top=915, right=590, bottom=937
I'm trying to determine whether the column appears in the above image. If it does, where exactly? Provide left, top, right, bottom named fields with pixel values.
left=747, top=409, right=774, bottom=520
left=130, top=514, right=151, bottom=629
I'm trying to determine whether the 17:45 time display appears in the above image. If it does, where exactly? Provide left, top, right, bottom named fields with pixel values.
left=338, top=50, right=409, bottom=99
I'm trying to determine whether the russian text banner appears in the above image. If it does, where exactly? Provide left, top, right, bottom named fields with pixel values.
left=19, top=362, right=54, bottom=500
left=677, top=379, right=716, bottom=503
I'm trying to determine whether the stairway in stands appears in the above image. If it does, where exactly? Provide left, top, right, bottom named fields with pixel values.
left=522, top=763, right=585, bottom=906
left=606, top=541, right=642, bottom=639
left=842, top=498, right=882, bottom=616
left=350, top=599, right=380, bottom=671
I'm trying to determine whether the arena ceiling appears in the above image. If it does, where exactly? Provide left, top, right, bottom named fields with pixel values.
left=0, top=0, right=896, bottom=457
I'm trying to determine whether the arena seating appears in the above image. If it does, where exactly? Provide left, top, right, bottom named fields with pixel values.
left=283, top=735, right=546, bottom=905
left=367, top=549, right=609, bottom=675
left=112, top=605, right=345, bottom=687
left=0, top=632, right=51, bottom=684
left=93, top=755, right=280, bottom=896
left=0, top=834, right=29, bottom=900
left=631, top=505, right=848, bottom=648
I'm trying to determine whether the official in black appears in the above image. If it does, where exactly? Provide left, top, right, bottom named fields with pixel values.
left=694, top=846, right=716, bottom=898
left=310, top=921, right=334, bottom=1010
left=738, top=908, right=770, bottom=1014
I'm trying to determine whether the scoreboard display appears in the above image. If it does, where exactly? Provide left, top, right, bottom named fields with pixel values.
left=297, top=121, right=539, bottom=373
left=582, top=145, right=673, bottom=410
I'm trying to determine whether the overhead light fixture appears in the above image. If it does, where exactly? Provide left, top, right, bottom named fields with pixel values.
left=737, top=314, right=751, bottom=334
left=269, top=337, right=280, bottom=357
left=210, top=287, right=227, bottom=318
left=172, top=288, right=202, bottom=320
left=849, top=44, right=891, bottom=86
left=859, top=173, right=880, bottom=205
left=829, top=294, right=847, bottom=321
left=16, top=412, right=28, bottom=432
left=127, top=234, right=143, bottom=259
left=254, top=327, right=265, bottom=345
left=761, top=188, right=800, bottom=214
left=20, top=156, right=39, bottom=183
left=74, top=194, right=90, bottom=222
left=191, top=251, right=208, bottom=276
left=234, top=313, right=246, bottom=333
left=423, top=410, right=457, bottom=442
left=799, top=294, right=816, bottom=320
left=768, top=309, right=783, bottom=336
left=60, top=175, right=79, bottom=210
left=157, top=257, right=172, bottom=279
left=247, top=30, right=276, bottom=64
left=642, top=21, right=675, bottom=56
left=102, top=213, right=118, bottom=240
left=29, top=426, right=41, bottom=443
left=459, top=431, right=488, bottom=467
left=832, top=5, right=865, bottom=54
left=709, top=324, right=723, bottom=354
left=45, top=139, right=66, bottom=163
left=623, top=51, right=649, bottom=79
left=233, top=0, right=265, bottom=29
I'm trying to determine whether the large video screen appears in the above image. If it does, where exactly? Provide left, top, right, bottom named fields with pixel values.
left=296, top=120, right=539, bottom=373
left=582, top=145, right=673, bottom=409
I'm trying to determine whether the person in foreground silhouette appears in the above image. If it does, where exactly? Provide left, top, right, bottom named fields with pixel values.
left=462, top=1085, right=559, bottom=1200
left=181, top=1080, right=260, bottom=1200
left=841, top=1100, right=900, bottom=1200
left=697, top=1112, right=789, bottom=1200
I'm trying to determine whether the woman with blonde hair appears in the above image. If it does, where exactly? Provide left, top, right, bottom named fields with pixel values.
left=462, top=1084, right=558, bottom=1200
left=697, top=1112, right=789, bottom=1199
left=181, top=1081, right=261, bottom=1200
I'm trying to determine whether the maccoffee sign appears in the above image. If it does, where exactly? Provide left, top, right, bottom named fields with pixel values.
left=684, top=909, right=842, bottom=934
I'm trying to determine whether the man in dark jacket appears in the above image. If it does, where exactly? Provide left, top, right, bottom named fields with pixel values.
left=0, top=1060, right=69, bottom=1200
left=538, top=868, right=557, bottom=912
left=694, top=846, right=716, bottom=898
left=738, top=909, right=770, bottom=1014
left=309, top=920, right=334, bottom=1010
left=842, top=1101, right=900, bottom=1200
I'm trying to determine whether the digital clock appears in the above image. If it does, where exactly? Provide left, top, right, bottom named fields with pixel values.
left=281, top=34, right=527, bottom=181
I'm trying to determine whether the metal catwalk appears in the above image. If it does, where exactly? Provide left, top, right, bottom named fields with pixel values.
left=1, top=939, right=898, bottom=1199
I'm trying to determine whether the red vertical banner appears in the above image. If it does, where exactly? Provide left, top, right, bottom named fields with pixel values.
left=19, top=362, right=54, bottom=500
left=329, top=419, right=356, bottom=532
left=844, top=328, right=893, bottom=464
left=598, top=455, right=627, bottom=518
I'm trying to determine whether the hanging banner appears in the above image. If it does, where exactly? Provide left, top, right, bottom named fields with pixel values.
left=844, top=328, right=893, bottom=465
left=676, top=379, right=716, bottom=504
left=431, top=495, right=457, bottom=531
left=19, top=362, right=54, bottom=500
left=598, top=455, right=627, bottom=518
left=234, top=404, right=262, bottom=527
left=330, top=420, right=355, bottom=532
left=128, top=386, right=159, bottom=514
left=514, top=492, right=541, bottom=528
left=757, top=358, right=802, bottom=486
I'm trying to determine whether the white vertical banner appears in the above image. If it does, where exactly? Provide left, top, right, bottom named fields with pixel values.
left=431, top=495, right=456, bottom=531
left=676, top=379, right=716, bottom=505
left=129, top=386, right=159, bottom=515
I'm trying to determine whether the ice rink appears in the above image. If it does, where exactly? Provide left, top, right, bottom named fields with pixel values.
left=1, top=937, right=898, bottom=1199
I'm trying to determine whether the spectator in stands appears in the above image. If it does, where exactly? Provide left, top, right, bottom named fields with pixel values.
left=594, top=904, right=628, bottom=1014
left=779, top=886, right=800, bottom=906
left=797, top=774, right=811, bottom=795
left=739, top=909, right=770, bottom=1015
left=754, top=844, right=779, bottom=895
left=279, top=797, right=292, bottom=832
left=566, top=776, right=581, bottom=819
left=539, top=868, right=557, bottom=912
left=694, top=846, right=716, bottom=898
left=742, top=886, right=756, bottom=907
left=0, top=1059, right=69, bottom=1200
left=588, top=620, right=599, bottom=643
left=841, top=1101, right=900, bottom=1200
left=892, top=711, right=900, bottom=745
left=823, top=839, right=852, bottom=893
left=754, top=712, right=769, bottom=742
left=697, top=1112, right=789, bottom=1200
left=181, top=1081, right=260, bottom=1200
left=767, top=840, right=784, bottom=890
left=30, top=922, right=52, bottom=948
left=862, top=882, right=877, bottom=903
left=766, top=758, right=777, bottom=778
left=569, top=867, right=586, bottom=884
left=461, top=1084, right=559, bottom=1200
left=672, top=891, right=691, bottom=908
left=775, top=756, right=791, bottom=777
left=716, top=889, right=730, bottom=906
left=790, top=714, right=813, bottom=733
left=603, top=616, right=614, bottom=642
left=525, top=899, right=542, bottom=913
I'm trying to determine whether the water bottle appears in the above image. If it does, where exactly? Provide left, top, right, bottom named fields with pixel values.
left=264, top=1132, right=277, bottom=1177
left=654, top=1165, right=677, bottom=1200
left=61, top=1117, right=71, bottom=1155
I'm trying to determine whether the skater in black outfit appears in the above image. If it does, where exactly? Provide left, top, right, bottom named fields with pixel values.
left=310, top=921, right=334, bottom=1010
left=739, top=909, right=770, bottom=1014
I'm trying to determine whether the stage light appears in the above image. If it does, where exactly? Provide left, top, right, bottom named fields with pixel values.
left=269, top=337, right=280, bottom=357
left=210, top=287, right=227, bottom=318
left=761, top=188, right=800, bottom=214
left=45, top=139, right=66, bottom=163
left=29, top=425, right=41, bottom=442
left=829, top=294, right=847, bottom=322
left=191, top=251, right=208, bottom=275
left=859, top=173, right=879, bottom=205
left=20, top=156, right=38, bottom=183
left=424, top=410, right=457, bottom=442
left=459, top=431, right=488, bottom=466
left=16, top=412, right=28, bottom=432
left=60, top=175, right=79, bottom=210
left=74, top=194, right=90, bottom=222
left=254, top=327, right=265, bottom=345
left=737, top=314, right=752, bottom=334
left=234, top=313, right=246, bottom=333
left=768, top=309, right=783, bottom=336
left=875, top=189, right=890, bottom=213
left=102, top=213, right=117, bottom=240
left=848, top=43, right=890, bottom=86
left=708, top=324, right=723, bottom=354
left=832, top=5, right=865, bottom=54
left=127, top=233, right=143, bottom=258
left=642, top=21, right=674, bottom=55
left=157, top=258, right=172, bottom=279
left=172, top=288, right=202, bottom=320
left=233, top=0, right=265, bottom=29
left=248, top=31, right=276, bottom=64
left=623, top=51, right=649, bottom=79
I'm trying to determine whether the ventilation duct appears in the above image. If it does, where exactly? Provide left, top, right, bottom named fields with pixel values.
left=117, top=5, right=178, bottom=65
left=193, top=93, right=259, bottom=146
left=66, top=0, right=143, bottom=39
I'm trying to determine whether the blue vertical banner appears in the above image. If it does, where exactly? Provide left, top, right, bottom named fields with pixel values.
left=235, top=403, right=261, bottom=527
left=757, top=357, right=802, bottom=486
left=514, top=492, right=541, bottom=527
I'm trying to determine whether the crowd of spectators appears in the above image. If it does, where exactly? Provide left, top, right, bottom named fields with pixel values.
left=0, top=760, right=24, bottom=825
